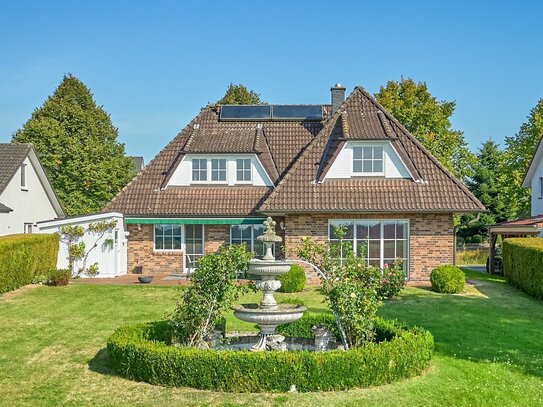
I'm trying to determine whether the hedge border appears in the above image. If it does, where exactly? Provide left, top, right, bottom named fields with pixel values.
left=503, top=238, right=543, bottom=298
left=107, top=315, right=433, bottom=392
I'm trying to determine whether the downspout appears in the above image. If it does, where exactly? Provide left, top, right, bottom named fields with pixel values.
left=453, top=212, right=481, bottom=266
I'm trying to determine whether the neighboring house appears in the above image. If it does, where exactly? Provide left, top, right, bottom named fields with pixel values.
left=105, top=85, right=484, bottom=282
left=0, top=143, right=64, bottom=235
left=522, top=138, right=543, bottom=217
left=130, top=156, right=145, bottom=175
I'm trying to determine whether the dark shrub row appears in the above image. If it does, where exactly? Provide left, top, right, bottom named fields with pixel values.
left=107, top=316, right=433, bottom=392
left=503, top=238, right=543, bottom=298
left=0, top=233, right=59, bottom=294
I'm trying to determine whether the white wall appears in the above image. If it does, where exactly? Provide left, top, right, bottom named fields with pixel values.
left=0, top=156, right=59, bottom=235
left=324, top=141, right=411, bottom=180
left=530, top=156, right=543, bottom=216
left=37, top=213, right=127, bottom=278
left=167, top=154, right=273, bottom=187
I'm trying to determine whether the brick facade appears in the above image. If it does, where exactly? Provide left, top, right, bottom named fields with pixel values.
left=126, top=213, right=453, bottom=281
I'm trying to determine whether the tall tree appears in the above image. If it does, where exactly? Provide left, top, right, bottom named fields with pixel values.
left=503, top=98, right=543, bottom=218
left=217, top=83, right=263, bottom=105
left=375, top=78, right=474, bottom=180
left=12, top=74, right=133, bottom=215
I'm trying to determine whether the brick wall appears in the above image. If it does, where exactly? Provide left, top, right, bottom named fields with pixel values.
left=283, top=212, right=454, bottom=282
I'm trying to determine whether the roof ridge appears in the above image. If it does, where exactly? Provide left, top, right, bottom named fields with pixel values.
left=354, top=86, right=484, bottom=210
left=0, top=143, right=32, bottom=196
left=259, top=125, right=281, bottom=182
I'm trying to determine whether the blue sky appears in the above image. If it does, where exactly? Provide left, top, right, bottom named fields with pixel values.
left=1, top=0, right=542, bottom=162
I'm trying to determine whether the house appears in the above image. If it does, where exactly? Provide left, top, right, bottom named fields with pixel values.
left=0, top=143, right=64, bottom=235
left=130, top=156, right=145, bottom=175
left=105, top=85, right=485, bottom=282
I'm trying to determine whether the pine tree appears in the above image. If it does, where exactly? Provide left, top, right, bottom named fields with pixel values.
left=217, top=83, right=263, bottom=105
left=12, top=74, right=133, bottom=215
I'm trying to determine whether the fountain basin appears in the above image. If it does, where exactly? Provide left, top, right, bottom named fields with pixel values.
left=248, top=259, right=291, bottom=277
left=231, top=303, right=306, bottom=331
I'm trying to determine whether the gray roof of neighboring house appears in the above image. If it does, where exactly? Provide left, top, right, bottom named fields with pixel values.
left=0, top=202, right=13, bottom=213
left=0, top=143, right=32, bottom=195
left=130, top=156, right=145, bottom=174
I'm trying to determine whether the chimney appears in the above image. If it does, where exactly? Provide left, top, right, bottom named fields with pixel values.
left=331, top=83, right=346, bottom=113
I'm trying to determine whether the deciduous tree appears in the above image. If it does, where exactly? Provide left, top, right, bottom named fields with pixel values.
left=217, top=83, right=263, bottom=105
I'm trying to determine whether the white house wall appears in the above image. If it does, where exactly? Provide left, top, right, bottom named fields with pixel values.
left=324, top=141, right=411, bottom=180
left=0, top=156, right=59, bottom=235
left=167, top=154, right=273, bottom=187
left=530, top=156, right=543, bottom=216
left=37, top=213, right=127, bottom=278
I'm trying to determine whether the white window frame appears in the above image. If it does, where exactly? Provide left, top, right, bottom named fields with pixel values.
left=153, top=224, right=183, bottom=252
left=328, top=219, right=410, bottom=278
left=352, top=145, right=384, bottom=176
left=192, top=159, right=208, bottom=182
left=20, top=164, right=28, bottom=190
left=211, top=158, right=227, bottom=182
left=230, top=224, right=271, bottom=256
left=539, top=176, right=543, bottom=199
left=236, top=158, right=252, bottom=183
left=24, top=223, right=33, bottom=234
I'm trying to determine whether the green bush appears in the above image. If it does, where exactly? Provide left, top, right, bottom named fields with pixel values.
left=47, top=269, right=71, bottom=286
left=0, top=234, right=59, bottom=294
left=107, top=318, right=433, bottom=392
left=277, top=312, right=340, bottom=340
left=277, top=264, right=306, bottom=293
left=430, top=265, right=465, bottom=294
left=503, top=238, right=543, bottom=298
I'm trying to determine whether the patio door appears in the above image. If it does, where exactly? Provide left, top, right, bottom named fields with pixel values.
left=184, top=224, right=204, bottom=274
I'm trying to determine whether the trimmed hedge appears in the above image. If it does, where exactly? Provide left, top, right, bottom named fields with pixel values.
left=0, top=233, right=59, bottom=294
left=107, top=316, right=433, bottom=392
left=430, top=265, right=465, bottom=294
left=503, top=238, right=543, bottom=298
left=278, top=264, right=306, bottom=293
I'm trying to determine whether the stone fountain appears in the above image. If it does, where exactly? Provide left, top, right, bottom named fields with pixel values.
left=231, top=218, right=306, bottom=351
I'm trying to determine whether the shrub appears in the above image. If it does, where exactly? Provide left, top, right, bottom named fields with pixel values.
left=378, top=259, right=406, bottom=299
left=47, top=269, right=71, bottom=286
left=0, top=234, right=59, bottom=294
left=430, top=265, right=465, bottom=294
left=107, top=318, right=433, bottom=392
left=277, top=312, right=340, bottom=340
left=278, top=264, right=306, bottom=293
left=503, top=238, right=543, bottom=298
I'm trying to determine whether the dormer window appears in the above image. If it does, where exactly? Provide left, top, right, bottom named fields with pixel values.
left=192, top=159, right=207, bottom=181
left=353, top=146, right=383, bottom=175
left=20, top=164, right=27, bottom=190
left=236, top=159, right=252, bottom=182
left=211, top=159, right=227, bottom=181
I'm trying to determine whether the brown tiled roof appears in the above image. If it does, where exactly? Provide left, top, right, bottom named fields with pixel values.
left=104, top=106, right=325, bottom=216
left=0, top=143, right=31, bottom=195
left=260, top=87, right=485, bottom=213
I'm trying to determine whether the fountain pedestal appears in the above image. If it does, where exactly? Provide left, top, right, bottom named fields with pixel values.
left=231, top=217, right=306, bottom=351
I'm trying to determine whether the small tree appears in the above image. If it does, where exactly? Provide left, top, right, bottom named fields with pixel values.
left=217, top=83, right=264, bottom=105
left=169, top=244, right=253, bottom=347
left=59, top=219, right=117, bottom=277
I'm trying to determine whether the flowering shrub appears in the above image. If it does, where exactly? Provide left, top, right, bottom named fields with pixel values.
left=378, top=259, right=406, bottom=299
left=298, top=227, right=382, bottom=349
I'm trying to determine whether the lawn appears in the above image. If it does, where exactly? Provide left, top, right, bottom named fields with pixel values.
left=1, top=270, right=542, bottom=406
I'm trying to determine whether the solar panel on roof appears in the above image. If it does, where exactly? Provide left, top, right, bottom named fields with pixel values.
left=220, top=105, right=271, bottom=120
left=272, top=105, right=323, bottom=120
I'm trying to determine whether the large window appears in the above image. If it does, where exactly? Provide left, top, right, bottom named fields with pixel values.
left=154, top=224, right=182, bottom=251
left=230, top=224, right=267, bottom=256
left=236, top=158, right=252, bottom=182
left=329, top=220, right=408, bottom=273
left=211, top=159, right=227, bottom=181
left=353, top=146, right=383, bottom=174
left=192, top=159, right=208, bottom=181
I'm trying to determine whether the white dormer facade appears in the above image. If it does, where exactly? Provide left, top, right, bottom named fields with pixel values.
left=166, top=153, right=274, bottom=187
left=324, top=141, right=412, bottom=180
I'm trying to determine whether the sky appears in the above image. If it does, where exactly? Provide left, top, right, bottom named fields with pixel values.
left=1, top=0, right=542, bottom=162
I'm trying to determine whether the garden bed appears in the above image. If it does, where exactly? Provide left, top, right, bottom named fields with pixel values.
left=107, top=315, right=433, bottom=392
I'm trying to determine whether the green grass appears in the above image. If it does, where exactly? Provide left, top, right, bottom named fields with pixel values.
left=1, top=270, right=542, bottom=406
left=456, top=249, right=487, bottom=265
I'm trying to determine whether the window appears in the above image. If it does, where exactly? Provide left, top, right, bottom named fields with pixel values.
left=211, top=159, right=227, bottom=181
left=236, top=159, right=252, bottom=182
left=192, top=159, right=207, bottom=181
left=230, top=224, right=269, bottom=256
left=154, top=224, right=182, bottom=251
left=353, top=146, right=384, bottom=174
left=539, top=177, right=543, bottom=199
left=24, top=223, right=33, bottom=234
left=329, top=220, right=408, bottom=273
left=185, top=224, right=204, bottom=268
left=20, top=164, right=27, bottom=189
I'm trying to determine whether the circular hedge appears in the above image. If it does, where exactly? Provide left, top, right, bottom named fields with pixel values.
left=430, top=265, right=465, bottom=294
left=107, top=314, right=433, bottom=392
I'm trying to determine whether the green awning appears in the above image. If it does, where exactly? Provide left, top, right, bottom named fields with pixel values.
left=124, top=217, right=266, bottom=225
